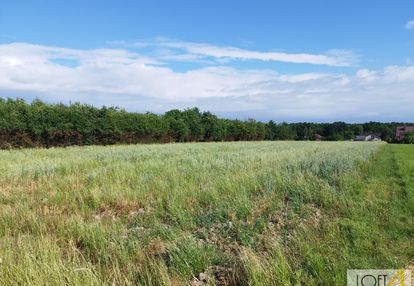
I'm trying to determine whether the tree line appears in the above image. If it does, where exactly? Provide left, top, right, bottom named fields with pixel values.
left=0, top=98, right=411, bottom=149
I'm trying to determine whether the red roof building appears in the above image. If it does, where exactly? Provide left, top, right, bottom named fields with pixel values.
left=396, top=126, right=414, bottom=141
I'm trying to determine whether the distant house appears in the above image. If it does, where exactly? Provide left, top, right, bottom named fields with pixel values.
left=354, top=135, right=367, bottom=141
left=314, top=134, right=323, bottom=141
left=395, top=126, right=414, bottom=141
left=354, top=134, right=382, bottom=142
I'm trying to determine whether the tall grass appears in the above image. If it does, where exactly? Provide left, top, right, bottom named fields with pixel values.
left=0, top=141, right=412, bottom=285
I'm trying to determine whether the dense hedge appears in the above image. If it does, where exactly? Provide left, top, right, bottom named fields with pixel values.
left=0, top=98, right=410, bottom=148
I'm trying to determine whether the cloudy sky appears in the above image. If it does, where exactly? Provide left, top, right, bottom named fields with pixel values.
left=1, top=1, right=414, bottom=122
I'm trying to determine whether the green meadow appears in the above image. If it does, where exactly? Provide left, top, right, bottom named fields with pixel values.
left=0, top=142, right=412, bottom=285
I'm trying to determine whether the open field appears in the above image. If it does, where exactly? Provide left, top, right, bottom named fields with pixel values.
left=0, top=142, right=412, bottom=285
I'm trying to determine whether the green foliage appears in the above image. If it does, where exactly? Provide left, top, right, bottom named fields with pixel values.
left=0, top=98, right=411, bottom=148
left=403, top=132, right=414, bottom=144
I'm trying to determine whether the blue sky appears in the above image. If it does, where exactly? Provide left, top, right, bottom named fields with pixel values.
left=1, top=0, right=414, bottom=122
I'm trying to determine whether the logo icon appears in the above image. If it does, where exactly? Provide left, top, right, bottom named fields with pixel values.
left=347, top=269, right=411, bottom=286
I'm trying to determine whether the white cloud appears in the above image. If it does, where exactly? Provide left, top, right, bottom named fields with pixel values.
left=0, top=42, right=413, bottom=121
left=111, top=39, right=358, bottom=67
left=162, top=41, right=357, bottom=66
left=356, top=69, right=378, bottom=81
left=405, top=20, right=414, bottom=30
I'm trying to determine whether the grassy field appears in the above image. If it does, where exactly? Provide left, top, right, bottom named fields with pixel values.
left=0, top=142, right=412, bottom=285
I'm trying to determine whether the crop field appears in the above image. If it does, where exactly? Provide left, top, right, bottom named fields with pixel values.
left=0, top=142, right=412, bottom=285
